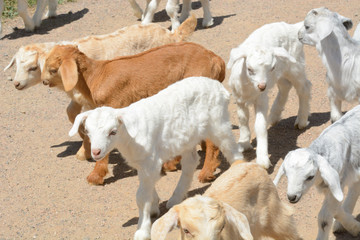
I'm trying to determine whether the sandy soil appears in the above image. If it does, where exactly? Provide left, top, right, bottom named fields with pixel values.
left=1, top=0, right=360, bottom=239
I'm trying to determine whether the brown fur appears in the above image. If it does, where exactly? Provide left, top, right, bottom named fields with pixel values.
left=42, top=42, right=225, bottom=185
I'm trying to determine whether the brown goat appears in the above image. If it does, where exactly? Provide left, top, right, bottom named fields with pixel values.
left=42, top=42, right=225, bottom=185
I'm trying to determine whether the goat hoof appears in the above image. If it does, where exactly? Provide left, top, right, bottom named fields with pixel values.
left=239, top=141, right=253, bottom=151
left=333, top=221, right=346, bottom=233
left=87, top=173, right=105, bottom=185
left=202, top=17, right=214, bottom=28
left=347, top=222, right=360, bottom=237
left=134, top=229, right=150, bottom=240
left=198, top=171, right=216, bottom=183
left=256, top=157, right=271, bottom=169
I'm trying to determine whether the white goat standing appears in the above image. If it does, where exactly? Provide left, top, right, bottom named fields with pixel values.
left=152, top=161, right=301, bottom=240
left=127, top=0, right=213, bottom=30
left=68, top=77, right=243, bottom=240
left=0, top=0, right=57, bottom=33
left=274, top=104, right=360, bottom=240
left=298, top=7, right=359, bottom=123
left=227, top=21, right=312, bottom=169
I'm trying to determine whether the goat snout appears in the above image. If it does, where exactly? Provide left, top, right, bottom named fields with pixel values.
left=14, top=81, right=22, bottom=89
left=92, top=149, right=101, bottom=157
left=258, top=83, right=266, bottom=91
left=42, top=79, right=49, bottom=86
left=287, top=194, right=300, bottom=203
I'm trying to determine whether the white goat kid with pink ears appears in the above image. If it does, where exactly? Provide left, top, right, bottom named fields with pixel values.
left=227, top=21, right=312, bottom=169
left=68, top=77, right=243, bottom=240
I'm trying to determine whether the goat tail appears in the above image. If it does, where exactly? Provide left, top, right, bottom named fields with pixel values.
left=173, top=14, right=197, bottom=42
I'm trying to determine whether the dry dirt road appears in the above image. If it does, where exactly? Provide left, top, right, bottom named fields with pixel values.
left=1, top=0, right=360, bottom=239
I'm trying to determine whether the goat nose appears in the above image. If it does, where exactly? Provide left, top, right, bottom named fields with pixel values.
left=258, top=83, right=266, bottom=91
left=42, top=80, right=49, bottom=85
left=92, top=149, right=101, bottom=156
left=14, top=81, right=20, bottom=88
left=287, top=194, right=298, bottom=203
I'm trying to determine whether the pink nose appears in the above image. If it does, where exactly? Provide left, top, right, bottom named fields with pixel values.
left=258, top=83, right=266, bottom=91
left=92, top=149, right=101, bottom=156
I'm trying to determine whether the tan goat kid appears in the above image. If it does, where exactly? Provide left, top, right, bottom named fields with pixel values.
left=41, top=42, right=225, bottom=185
left=152, top=161, right=301, bottom=240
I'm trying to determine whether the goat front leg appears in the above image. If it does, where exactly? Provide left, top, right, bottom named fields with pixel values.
left=67, top=100, right=82, bottom=124
left=32, top=0, right=47, bottom=28
left=328, top=87, right=343, bottom=123
left=268, top=78, right=292, bottom=126
left=293, top=73, right=311, bottom=129
left=236, top=101, right=252, bottom=151
left=179, top=0, right=191, bottom=22
left=87, top=154, right=109, bottom=185
left=199, top=0, right=214, bottom=27
left=76, top=130, right=92, bottom=160
left=166, top=0, right=180, bottom=31
left=333, top=182, right=360, bottom=233
left=316, top=193, right=339, bottom=240
left=17, top=0, right=35, bottom=31
left=127, top=0, right=143, bottom=19
left=254, top=95, right=270, bottom=169
left=167, top=149, right=199, bottom=208
left=45, top=0, right=57, bottom=18
left=134, top=169, right=161, bottom=240
left=198, top=139, right=220, bottom=183
left=141, top=0, right=160, bottom=25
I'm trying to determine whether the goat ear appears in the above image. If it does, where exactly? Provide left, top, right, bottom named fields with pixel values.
left=316, top=18, right=334, bottom=41
left=59, top=58, right=78, bottom=92
left=151, top=208, right=179, bottom=240
left=337, top=14, right=353, bottom=30
left=69, top=111, right=90, bottom=137
left=223, top=202, right=253, bottom=240
left=273, top=163, right=284, bottom=186
left=316, top=154, right=344, bottom=202
left=4, top=54, right=16, bottom=71
left=227, top=48, right=247, bottom=69
left=273, top=47, right=296, bottom=63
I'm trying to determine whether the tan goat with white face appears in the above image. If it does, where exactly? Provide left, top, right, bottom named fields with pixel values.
left=152, top=161, right=301, bottom=240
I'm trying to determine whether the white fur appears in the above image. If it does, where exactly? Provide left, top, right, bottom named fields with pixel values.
left=128, top=0, right=213, bottom=30
left=298, top=7, right=360, bottom=123
left=69, top=77, right=243, bottom=240
left=227, top=21, right=312, bottom=169
left=274, top=105, right=360, bottom=240
left=152, top=162, right=300, bottom=240
left=0, top=0, right=57, bottom=32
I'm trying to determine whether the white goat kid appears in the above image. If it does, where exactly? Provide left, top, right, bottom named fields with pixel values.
left=69, top=77, right=243, bottom=240
left=298, top=7, right=359, bottom=123
left=227, top=21, right=312, bottom=169
left=0, top=0, right=57, bottom=32
left=274, top=105, right=360, bottom=240
left=128, top=0, right=213, bottom=30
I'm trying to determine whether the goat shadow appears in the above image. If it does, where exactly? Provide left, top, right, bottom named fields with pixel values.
left=334, top=214, right=360, bottom=239
left=1, top=8, right=89, bottom=40
left=242, top=111, right=332, bottom=174
left=141, top=1, right=235, bottom=30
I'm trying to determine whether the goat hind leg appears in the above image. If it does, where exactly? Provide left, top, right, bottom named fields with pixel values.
left=17, top=0, right=35, bottom=31
left=293, top=74, right=311, bottom=129
left=199, top=0, right=213, bottom=27
left=32, top=0, right=47, bottom=27
left=328, top=87, right=343, bottom=123
left=198, top=139, right=220, bottom=183
left=128, top=0, right=143, bottom=19
left=45, top=0, right=57, bottom=18
left=268, top=78, right=292, bottom=126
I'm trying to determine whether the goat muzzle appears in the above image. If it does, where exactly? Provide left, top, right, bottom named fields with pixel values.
left=42, top=80, right=49, bottom=86
left=258, top=83, right=266, bottom=91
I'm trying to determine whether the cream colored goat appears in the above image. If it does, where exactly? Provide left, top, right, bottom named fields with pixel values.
left=152, top=161, right=301, bottom=240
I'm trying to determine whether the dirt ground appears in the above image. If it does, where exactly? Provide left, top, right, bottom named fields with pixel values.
left=1, top=0, right=360, bottom=239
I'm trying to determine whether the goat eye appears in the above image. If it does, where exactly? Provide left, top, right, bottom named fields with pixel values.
left=247, top=68, right=254, bottom=75
left=29, top=66, right=38, bottom=71
left=109, top=130, right=117, bottom=136
left=50, top=69, right=58, bottom=74
left=306, top=175, right=314, bottom=181
left=305, top=25, right=310, bottom=30
left=183, top=229, right=192, bottom=236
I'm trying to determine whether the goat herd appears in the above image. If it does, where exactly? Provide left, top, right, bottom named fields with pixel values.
left=2, top=1, right=360, bottom=240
